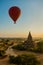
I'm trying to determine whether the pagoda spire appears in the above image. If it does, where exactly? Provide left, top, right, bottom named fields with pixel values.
left=27, top=32, right=33, bottom=42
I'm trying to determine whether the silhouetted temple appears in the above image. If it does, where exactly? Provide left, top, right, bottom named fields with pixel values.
left=24, top=32, right=34, bottom=48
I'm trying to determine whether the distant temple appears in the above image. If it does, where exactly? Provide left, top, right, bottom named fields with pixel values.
left=23, top=32, right=34, bottom=48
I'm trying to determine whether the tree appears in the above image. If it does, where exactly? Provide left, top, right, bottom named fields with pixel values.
left=37, top=41, right=43, bottom=53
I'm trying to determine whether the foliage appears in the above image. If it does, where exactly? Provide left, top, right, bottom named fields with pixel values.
left=37, top=41, right=43, bottom=53
left=12, top=44, right=26, bottom=50
left=12, top=40, right=43, bottom=54
left=9, top=54, right=40, bottom=65
left=0, top=50, right=5, bottom=57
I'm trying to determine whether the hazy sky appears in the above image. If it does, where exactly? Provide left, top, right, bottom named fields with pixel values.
left=0, top=0, right=43, bottom=38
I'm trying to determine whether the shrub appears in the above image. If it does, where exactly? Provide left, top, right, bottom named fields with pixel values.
left=12, top=44, right=26, bottom=50
left=9, top=54, right=40, bottom=65
left=37, top=41, right=43, bottom=53
left=0, top=50, right=5, bottom=57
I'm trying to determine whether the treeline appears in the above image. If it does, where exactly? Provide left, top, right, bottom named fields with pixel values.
left=12, top=40, right=43, bottom=53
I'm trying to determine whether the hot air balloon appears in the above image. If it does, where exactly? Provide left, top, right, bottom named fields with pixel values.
left=9, top=6, right=21, bottom=23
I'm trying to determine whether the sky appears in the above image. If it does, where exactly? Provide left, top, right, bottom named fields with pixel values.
left=0, top=0, right=43, bottom=38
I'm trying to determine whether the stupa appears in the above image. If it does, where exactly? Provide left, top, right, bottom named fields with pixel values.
left=24, top=32, right=34, bottom=48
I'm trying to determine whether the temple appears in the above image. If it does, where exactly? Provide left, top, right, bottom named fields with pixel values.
left=23, top=32, right=34, bottom=48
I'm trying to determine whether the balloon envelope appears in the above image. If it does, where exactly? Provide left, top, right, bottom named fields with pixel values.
left=9, top=6, right=21, bottom=23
